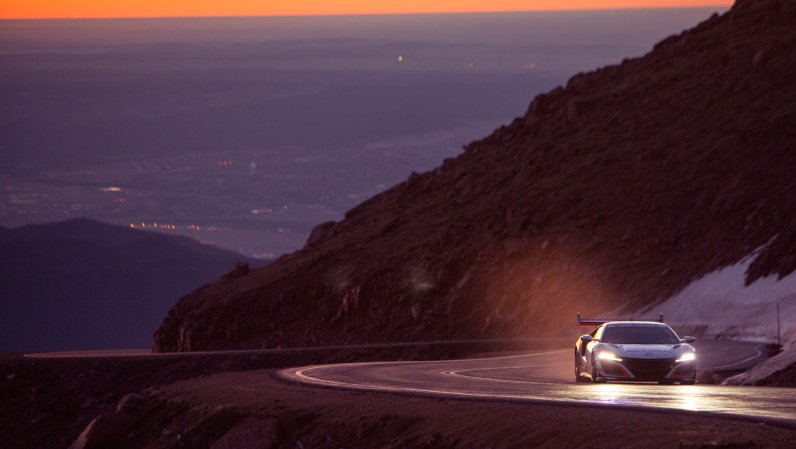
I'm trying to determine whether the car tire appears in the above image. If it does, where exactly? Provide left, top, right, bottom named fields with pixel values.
left=590, top=356, right=605, bottom=383
left=575, top=351, right=587, bottom=382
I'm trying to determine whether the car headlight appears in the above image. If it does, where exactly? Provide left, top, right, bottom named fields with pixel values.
left=676, top=352, right=696, bottom=363
left=598, top=351, right=623, bottom=362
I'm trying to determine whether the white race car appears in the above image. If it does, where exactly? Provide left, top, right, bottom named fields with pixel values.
left=574, top=314, right=697, bottom=384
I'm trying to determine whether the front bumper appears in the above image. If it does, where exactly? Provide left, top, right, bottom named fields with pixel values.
left=598, top=357, right=696, bottom=382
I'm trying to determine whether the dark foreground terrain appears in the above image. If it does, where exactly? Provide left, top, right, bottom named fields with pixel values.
left=1, top=342, right=521, bottom=449
left=3, top=343, right=795, bottom=449
left=116, top=371, right=796, bottom=449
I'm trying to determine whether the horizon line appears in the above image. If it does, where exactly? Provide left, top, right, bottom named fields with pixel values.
left=0, top=4, right=730, bottom=21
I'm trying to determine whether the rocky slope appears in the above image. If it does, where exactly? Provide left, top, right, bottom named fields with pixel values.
left=724, top=345, right=796, bottom=387
left=0, top=218, right=253, bottom=351
left=154, top=0, right=796, bottom=352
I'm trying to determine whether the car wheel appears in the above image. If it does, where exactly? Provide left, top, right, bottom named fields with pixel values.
left=575, top=351, right=587, bottom=382
left=591, top=355, right=605, bottom=383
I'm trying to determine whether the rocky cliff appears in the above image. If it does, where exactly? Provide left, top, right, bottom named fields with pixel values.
left=154, top=0, right=796, bottom=352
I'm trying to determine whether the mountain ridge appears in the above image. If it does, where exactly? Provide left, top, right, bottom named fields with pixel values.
left=0, top=218, right=254, bottom=352
left=154, top=0, right=796, bottom=352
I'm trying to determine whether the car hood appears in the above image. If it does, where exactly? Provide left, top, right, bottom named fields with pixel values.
left=603, top=344, right=686, bottom=359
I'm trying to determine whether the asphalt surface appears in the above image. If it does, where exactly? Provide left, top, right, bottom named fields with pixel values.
left=278, top=340, right=796, bottom=427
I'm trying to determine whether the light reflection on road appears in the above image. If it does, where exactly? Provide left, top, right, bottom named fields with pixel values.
left=589, top=383, right=704, bottom=410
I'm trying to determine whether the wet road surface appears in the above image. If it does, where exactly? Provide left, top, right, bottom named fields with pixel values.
left=279, top=341, right=796, bottom=427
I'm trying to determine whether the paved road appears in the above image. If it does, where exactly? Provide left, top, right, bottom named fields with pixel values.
left=278, top=340, right=796, bottom=427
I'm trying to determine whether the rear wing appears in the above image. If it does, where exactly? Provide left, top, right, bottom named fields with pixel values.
left=577, top=312, right=664, bottom=327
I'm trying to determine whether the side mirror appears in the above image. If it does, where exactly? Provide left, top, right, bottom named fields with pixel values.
left=681, top=336, right=696, bottom=343
left=581, top=335, right=594, bottom=343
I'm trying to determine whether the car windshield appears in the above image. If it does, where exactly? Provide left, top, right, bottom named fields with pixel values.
left=601, top=325, right=679, bottom=344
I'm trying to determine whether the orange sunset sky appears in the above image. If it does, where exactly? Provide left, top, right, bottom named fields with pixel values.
left=2, top=1, right=732, bottom=19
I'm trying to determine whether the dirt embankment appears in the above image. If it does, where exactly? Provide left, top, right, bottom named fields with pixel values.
left=153, top=0, right=796, bottom=353
left=0, top=342, right=530, bottom=449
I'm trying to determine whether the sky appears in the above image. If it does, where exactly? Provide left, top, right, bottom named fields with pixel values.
left=2, top=0, right=732, bottom=19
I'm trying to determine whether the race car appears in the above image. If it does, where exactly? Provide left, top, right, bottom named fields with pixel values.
left=574, top=313, right=697, bottom=384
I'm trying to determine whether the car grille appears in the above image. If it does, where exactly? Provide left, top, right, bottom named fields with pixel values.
left=621, top=357, right=675, bottom=380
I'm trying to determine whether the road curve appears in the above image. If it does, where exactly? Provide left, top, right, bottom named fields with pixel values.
left=278, top=344, right=796, bottom=428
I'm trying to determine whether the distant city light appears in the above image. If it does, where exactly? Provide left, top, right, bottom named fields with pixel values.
left=100, top=186, right=123, bottom=192
left=130, top=222, right=178, bottom=230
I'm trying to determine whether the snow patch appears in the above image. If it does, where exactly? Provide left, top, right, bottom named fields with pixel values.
left=637, top=251, right=796, bottom=346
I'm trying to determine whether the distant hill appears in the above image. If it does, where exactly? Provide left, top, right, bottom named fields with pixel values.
left=153, top=0, right=796, bottom=352
left=0, top=218, right=255, bottom=352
